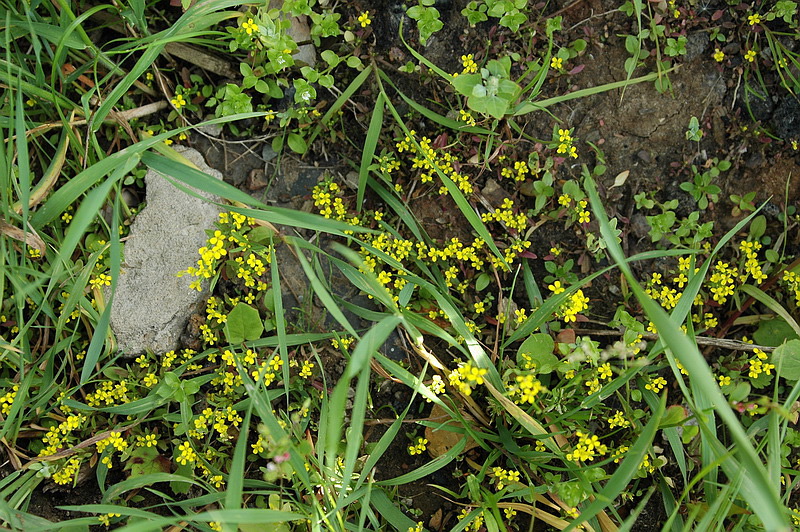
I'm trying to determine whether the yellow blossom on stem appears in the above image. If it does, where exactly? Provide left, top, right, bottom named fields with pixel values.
left=408, top=437, right=428, bottom=455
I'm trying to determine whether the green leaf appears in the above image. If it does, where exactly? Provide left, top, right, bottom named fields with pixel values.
left=517, top=333, right=557, bottom=373
left=123, top=447, right=170, bottom=478
left=475, top=273, right=491, bottom=292
left=772, top=340, right=800, bottom=381
left=754, top=318, right=800, bottom=346
left=286, top=133, right=307, bottom=154
left=224, top=303, right=264, bottom=344
left=659, top=405, right=688, bottom=428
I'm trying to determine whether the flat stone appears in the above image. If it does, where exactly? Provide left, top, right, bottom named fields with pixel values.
left=110, top=147, right=222, bottom=356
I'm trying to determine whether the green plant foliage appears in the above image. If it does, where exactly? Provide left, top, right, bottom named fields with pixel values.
left=452, top=56, right=521, bottom=119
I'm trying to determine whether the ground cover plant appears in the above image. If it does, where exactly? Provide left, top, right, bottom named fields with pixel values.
left=2, top=0, right=800, bottom=530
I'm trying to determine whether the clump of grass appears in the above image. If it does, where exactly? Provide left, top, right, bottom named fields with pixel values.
left=2, top=0, right=800, bottom=530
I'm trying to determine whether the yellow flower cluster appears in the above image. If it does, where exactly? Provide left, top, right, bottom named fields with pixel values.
left=171, top=94, right=186, bottom=110
left=312, top=180, right=349, bottom=221
left=0, top=384, right=19, bottom=415
left=461, top=54, right=478, bottom=74
left=500, top=160, right=532, bottom=182
left=299, top=360, right=315, bottom=378
left=607, top=410, right=630, bottom=428
left=645, top=376, right=667, bottom=393
left=640, top=453, right=657, bottom=474
left=575, top=199, right=591, bottom=224
left=38, top=414, right=86, bottom=457
left=206, top=296, right=227, bottom=324
left=509, top=373, right=542, bottom=405
left=481, top=198, right=528, bottom=233
left=331, top=336, right=355, bottom=350
left=251, top=354, right=284, bottom=388
left=565, top=431, right=608, bottom=462
left=86, top=380, right=132, bottom=407
left=176, top=441, right=197, bottom=465
left=584, top=376, right=601, bottom=395
left=98, top=513, right=121, bottom=527
left=97, top=431, right=129, bottom=469
left=708, top=261, right=735, bottom=304
left=612, top=445, right=629, bottom=463
left=407, top=522, right=424, bottom=532
left=649, top=284, right=681, bottom=310
left=457, top=508, right=485, bottom=532
left=490, top=466, right=521, bottom=489
left=189, top=406, right=242, bottom=441
left=748, top=348, right=775, bottom=378
left=52, top=457, right=81, bottom=485
left=89, top=273, right=112, bottom=289
left=559, top=289, right=589, bottom=323
left=408, top=437, right=428, bottom=455
left=416, top=237, right=485, bottom=268
left=234, top=249, right=271, bottom=288
left=251, top=435, right=266, bottom=455
left=448, top=361, right=488, bottom=396
left=179, top=229, right=228, bottom=292
left=459, top=109, right=476, bottom=127
left=137, top=433, right=158, bottom=447
left=783, top=270, right=800, bottom=307
left=397, top=131, right=474, bottom=195
left=425, top=374, right=446, bottom=402
left=179, top=212, right=255, bottom=292
left=738, top=240, right=767, bottom=284
left=556, top=128, right=578, bottom=159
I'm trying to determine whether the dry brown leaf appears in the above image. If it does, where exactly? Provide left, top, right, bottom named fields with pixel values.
left=0, top=221, right=45, bottom=252
left=424, top=403, right=479, bottom=458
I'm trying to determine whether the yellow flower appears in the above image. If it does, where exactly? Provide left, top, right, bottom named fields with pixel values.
left=551, top=56, right=563, bottom=69
left=357, top=11, right=371, bottom=28
left=747, top=13, right=761, bottom=26
left=608, top=410, right=630, bottom=428
left=645, top=376, right=667, bottom=393
left=89, top=273, right=112, bottom=289
left=241, top=18, right=258, bottom=35
left=408, top=437, right=428, bottom=455
left=461, top=54, right=478, bottom=74
left=171, top=93, right=186, bottom=110
left=745, top=49, right=756, bottom=62
left=713, top=48, right=725, bottom=63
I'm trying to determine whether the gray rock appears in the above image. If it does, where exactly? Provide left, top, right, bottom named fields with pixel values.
left=110, top=146, right=222, bottom=356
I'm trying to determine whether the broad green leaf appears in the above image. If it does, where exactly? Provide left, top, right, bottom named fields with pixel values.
left=517, top=333, right=557, bottom=373
left=224, top=303, right=264, bottom=344
left=772, top=340, right=800, bottom=381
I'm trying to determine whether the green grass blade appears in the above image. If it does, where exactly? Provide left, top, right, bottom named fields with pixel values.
left=358, top=92, right=384, bottom=210
left=269, top=244, right=291, bottom=398
left=513, top=70, right=666, bottom=115
left=584, top=172, right=790, bottom=530
left=740, top=284, right=800, bottom=337
left=223, top=406, right=252, bottom=517
left=307, top=63, right=373, bottom=147
left=376, top=437, right=467, bottom=486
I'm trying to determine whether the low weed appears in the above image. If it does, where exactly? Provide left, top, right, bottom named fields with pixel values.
left=1, top=0, right=800, bottom=531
